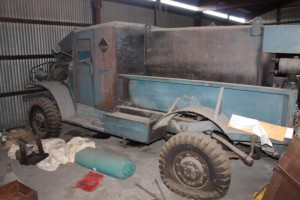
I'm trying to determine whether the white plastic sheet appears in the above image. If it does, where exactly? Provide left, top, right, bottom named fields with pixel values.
left=8, top=137, right=95, bottom=171
left=229, top=114, right=273, bottom=146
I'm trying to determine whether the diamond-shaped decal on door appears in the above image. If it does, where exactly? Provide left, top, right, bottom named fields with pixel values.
left=98, top=38, right=109, bottom=53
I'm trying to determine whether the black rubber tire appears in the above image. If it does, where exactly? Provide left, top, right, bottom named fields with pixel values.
left=29, top=97, right=62, bottom=138
left=159, top=132, right=231, bottom=199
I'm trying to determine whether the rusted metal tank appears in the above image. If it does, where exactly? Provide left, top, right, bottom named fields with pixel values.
left=145, top=22, right=271, bottom=86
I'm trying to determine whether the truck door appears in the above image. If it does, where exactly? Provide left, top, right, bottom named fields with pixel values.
left=74, top=30, right=95, bottom=106
left=92, top=27, right=117, bottom=111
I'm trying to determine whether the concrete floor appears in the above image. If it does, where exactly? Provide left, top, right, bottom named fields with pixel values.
left=0, top=123, right=277, bottom=200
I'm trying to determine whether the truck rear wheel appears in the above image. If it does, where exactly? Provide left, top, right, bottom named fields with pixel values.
left=159, top=132, right=231, bottom=199
left=29, top=97, right=62, bottom=138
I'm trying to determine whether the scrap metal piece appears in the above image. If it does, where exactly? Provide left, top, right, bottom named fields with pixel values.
left=155, top=179, right=166, bottom=200
left=135, top=183, right=162, bottom=200
left=16, top=137, right=49, bottom=165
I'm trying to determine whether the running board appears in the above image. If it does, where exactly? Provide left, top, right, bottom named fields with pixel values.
left=64, top=114, right=104, bottom=132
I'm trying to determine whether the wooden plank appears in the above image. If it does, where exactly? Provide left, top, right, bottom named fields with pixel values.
left=228, top=115, right=292, bottom=142
left=260, top=121, right=287, bottom=141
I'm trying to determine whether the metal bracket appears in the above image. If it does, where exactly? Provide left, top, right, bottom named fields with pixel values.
left=251, top=17, right=263, bottom=36
left=208, top=132, right=254, bottom=166
left=144, top=24, right=152, bottom=64
left=89, top=64, right=93, bottom=76
left=213, top=87, right=224, bottom=121
left=122, top=136, right=127, bottom=148
left=248, top=135, right=257, bottom=157
left=145, top=24, right=152, bottom=38
left=152, top=97, right=180, bottom=130
left=167, top=97, right=180, bottom=114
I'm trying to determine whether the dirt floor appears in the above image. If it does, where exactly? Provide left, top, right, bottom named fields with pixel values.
left=0, top=123, right=277, bottom=200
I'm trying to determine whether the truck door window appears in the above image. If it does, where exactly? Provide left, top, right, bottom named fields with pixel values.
left=77, top=39, right=91, bottom=62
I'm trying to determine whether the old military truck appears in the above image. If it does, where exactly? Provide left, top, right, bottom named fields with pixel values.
left=25, top=20, right=300, bottom=199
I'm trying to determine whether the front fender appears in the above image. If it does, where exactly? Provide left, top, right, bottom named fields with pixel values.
left=27, top=81, right=75, bottom=120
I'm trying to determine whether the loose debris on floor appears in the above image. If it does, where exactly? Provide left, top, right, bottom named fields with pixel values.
left=1, top=128, right=138, bottom=199
left=136, top=180, right=167, bottom=200
left=8, top=136, right=95, bottom=171
left=73, top=171, right=104, bottom=192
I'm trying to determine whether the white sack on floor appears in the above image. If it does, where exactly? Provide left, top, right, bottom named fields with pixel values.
left=8, top=144, right=20, bottom=160
left=38, top=137, right=96, bottom=171
left=8, top=137, right=95, bottom=171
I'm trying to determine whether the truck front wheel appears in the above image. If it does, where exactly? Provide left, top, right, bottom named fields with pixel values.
left=159, top=132, right=231, bottom=199
left=29, top=97, right=62, bottom=138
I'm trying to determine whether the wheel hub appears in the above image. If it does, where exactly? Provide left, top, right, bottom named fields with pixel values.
left=174, top=152, right=209, bottom=188
left=33, top=112, right=46, bottom=132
